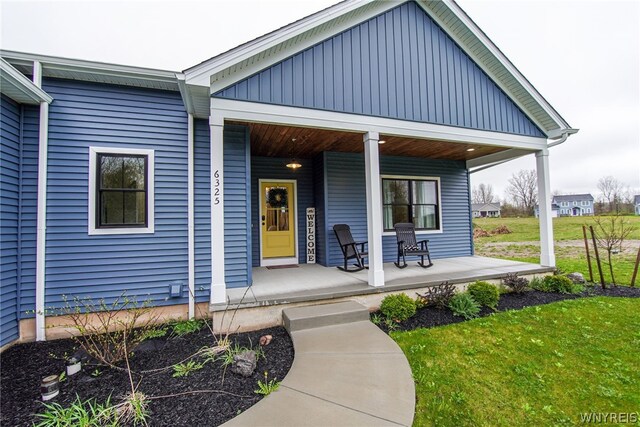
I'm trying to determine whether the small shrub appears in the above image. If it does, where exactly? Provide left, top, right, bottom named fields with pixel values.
left=529, top=276, right=547, bottom=291
left=546, top=275, right=581, bottom=294
left=467, top=281, right=500, bottom=309
left=370, top=313, right=383, bottom=325
left=53, top=294, right=159, bottom=366
left=416, top=282, right=456, bottom=309
left=448, top=293, right=481, bottom=320
left=502, top=273, right=529, bottom=294
left=380, top=294, right=417, bottom=322
left=172, top=319, right=205, bottom=336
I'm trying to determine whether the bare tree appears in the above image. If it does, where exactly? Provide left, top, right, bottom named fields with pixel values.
left=597, top=176, right=624, bottom=213
left=472, top=183, right=496, bottom=204
left=506, top=170, right=538, bottom=215
left=592, top=215, right=635, bottom=285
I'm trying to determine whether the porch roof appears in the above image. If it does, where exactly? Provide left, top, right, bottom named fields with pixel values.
left=232, top=120, right=507, bottom=161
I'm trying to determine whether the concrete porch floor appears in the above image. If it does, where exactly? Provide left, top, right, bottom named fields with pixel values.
left=223, top=256, right=553, bottom=307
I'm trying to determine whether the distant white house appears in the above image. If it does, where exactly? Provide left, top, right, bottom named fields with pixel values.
left=472, top=203, right=501, bottom=218
left=635, top=195, right=640, bottom=215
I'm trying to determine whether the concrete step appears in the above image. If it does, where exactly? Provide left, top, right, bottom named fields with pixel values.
left=282, top=300, right=370, bottom=332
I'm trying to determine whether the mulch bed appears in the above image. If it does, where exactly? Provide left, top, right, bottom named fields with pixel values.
left=1, top=325, right=294, bottom=426
left=374, top=285, right=640, bottom=333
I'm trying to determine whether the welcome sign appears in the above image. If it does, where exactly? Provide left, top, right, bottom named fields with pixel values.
left=306, top=207, right=316, bottom=264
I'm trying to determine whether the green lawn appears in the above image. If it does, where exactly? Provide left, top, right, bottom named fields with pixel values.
left=473, top=216, right=640, bottom=285
left=393, top=297, right=640, bottom=426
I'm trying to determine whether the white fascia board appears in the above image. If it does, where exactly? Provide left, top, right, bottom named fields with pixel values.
left=0, top=58, right=53, bottom=104
left=1, top=50, right=179, bottom=89
left=210, top=98, right=548, bottom=151
left=185, top=0, right=395, bottom=88
left=466, top=148, right=534, bottom=169
left=419, top=0, right=570, bottom=134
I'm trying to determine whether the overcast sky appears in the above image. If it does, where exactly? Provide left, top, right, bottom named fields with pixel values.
left=2, top=0, right=639, bottom=200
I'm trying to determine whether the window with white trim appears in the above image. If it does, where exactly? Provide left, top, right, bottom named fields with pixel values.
left=581, top=200, right=589, bottom=206
left=382, top=177, right=440, bottom=231
left=561, top=201, right=568, bottom=207
left=89, top=147, right=155, bottom=235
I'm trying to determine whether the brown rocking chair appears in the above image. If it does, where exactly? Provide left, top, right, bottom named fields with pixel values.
left=394, top=222, right=433, bottom=269
left=333, top=224, right=368, bottom=272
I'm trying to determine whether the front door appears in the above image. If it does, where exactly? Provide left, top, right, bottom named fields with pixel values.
left=260, top=181, right=296, bottom=261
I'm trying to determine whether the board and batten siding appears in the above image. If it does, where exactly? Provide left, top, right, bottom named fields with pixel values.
left=250, top=156, right=315, bottom=267
left=324, top=151, right=472, bottom=266
left=42, top=78, right=190, bottom=309
left=1, top=95, right=21, bottom=345
left=214, top=1, right=543, bottom=138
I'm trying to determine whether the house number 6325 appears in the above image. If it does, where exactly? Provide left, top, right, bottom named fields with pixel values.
left=214, top=170, right=221, bottom=205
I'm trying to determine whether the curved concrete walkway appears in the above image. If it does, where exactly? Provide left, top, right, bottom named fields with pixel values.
left=223, top=302, right=415, bottom=427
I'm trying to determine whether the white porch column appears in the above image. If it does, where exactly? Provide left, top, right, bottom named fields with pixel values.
left=536, top=149, right=555, bottom=267
left=364, top=131, right=385, bottom=287
left=209, top=113, right=226, bottom=303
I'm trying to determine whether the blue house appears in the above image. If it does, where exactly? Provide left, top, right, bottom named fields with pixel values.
left=635, top=195, right=640, bottom=215
left=0, top=0, right=577, bottom=347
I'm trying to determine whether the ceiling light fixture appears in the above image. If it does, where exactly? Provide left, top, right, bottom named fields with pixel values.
left=466, top=148, right=475, bottom=152
left=378, top=140, right=386, bottom=144
left=286, top=138, right=302, bottom=170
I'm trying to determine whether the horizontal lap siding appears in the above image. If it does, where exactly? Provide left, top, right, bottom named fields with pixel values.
left=250, top=157, right=315, bottom=267
left=42, top=78, right=189, bottom=308
left=194, top=120, right=211, bottom=301
left=1, top=95, right=20, bottom=345
left=224, top=125, right=251, bottom=287
left=214, top=1, right=544, bottom=137
left=18, top=106, right=39, bottom=317
left=325, top=152, right=472, bottom=266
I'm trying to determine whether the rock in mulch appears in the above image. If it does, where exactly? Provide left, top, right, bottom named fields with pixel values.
left=231, top=350, right=257, bottom=377
left=567, top=272, right=585, bottom=283
left=259, top=335, right=273, bottom=346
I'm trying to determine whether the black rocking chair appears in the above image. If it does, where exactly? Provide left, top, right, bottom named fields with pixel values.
left=394, top=222, right=433, bottom=269
left=333, top=224, right=368, bottom=272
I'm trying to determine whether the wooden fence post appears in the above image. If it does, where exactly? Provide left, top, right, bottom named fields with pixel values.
left=582, top=225, right=594, bottom=283
left=631, top=247, right=640, bottom=288
left=589, top=225, right=606, bottom=289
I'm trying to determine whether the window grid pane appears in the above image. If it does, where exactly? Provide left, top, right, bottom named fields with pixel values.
left=382, top=178, right=439, bottom=231
left=97, top=153, right=147, bottom=228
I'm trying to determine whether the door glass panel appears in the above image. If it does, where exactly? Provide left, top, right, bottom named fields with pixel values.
left=265, top=186, right=289, bottom=231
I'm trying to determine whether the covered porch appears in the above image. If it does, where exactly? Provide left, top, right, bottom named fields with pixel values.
left=224, top=256, right=553, bottom=307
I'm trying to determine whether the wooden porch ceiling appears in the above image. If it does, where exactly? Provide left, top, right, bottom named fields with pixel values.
left=228, top=121, right=508, bottom=161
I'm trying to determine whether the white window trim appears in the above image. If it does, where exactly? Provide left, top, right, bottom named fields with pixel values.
left=381, top=175, right=443, bottom=236
left=88, top=146, right=155, bottom=235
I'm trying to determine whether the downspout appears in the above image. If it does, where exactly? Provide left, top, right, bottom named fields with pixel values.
left=33, top=61, right=49, bottom=341
left=187, top=113, right=195, bottom=319
left=17, top=105, right=24, bottom=334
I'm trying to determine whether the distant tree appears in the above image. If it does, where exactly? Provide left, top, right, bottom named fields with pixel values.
left=592, top=214, right=635, bottom=286
left=472, top=184, right=496, bottom=204
left=597, top=176, right=625, bottom=213
left=506, top=170, right=538, bottom=216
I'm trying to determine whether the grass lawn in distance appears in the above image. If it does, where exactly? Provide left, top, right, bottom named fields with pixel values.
left=393, top=297, right=640, bottom=426
left=473, top=216, right=640, bottom=285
